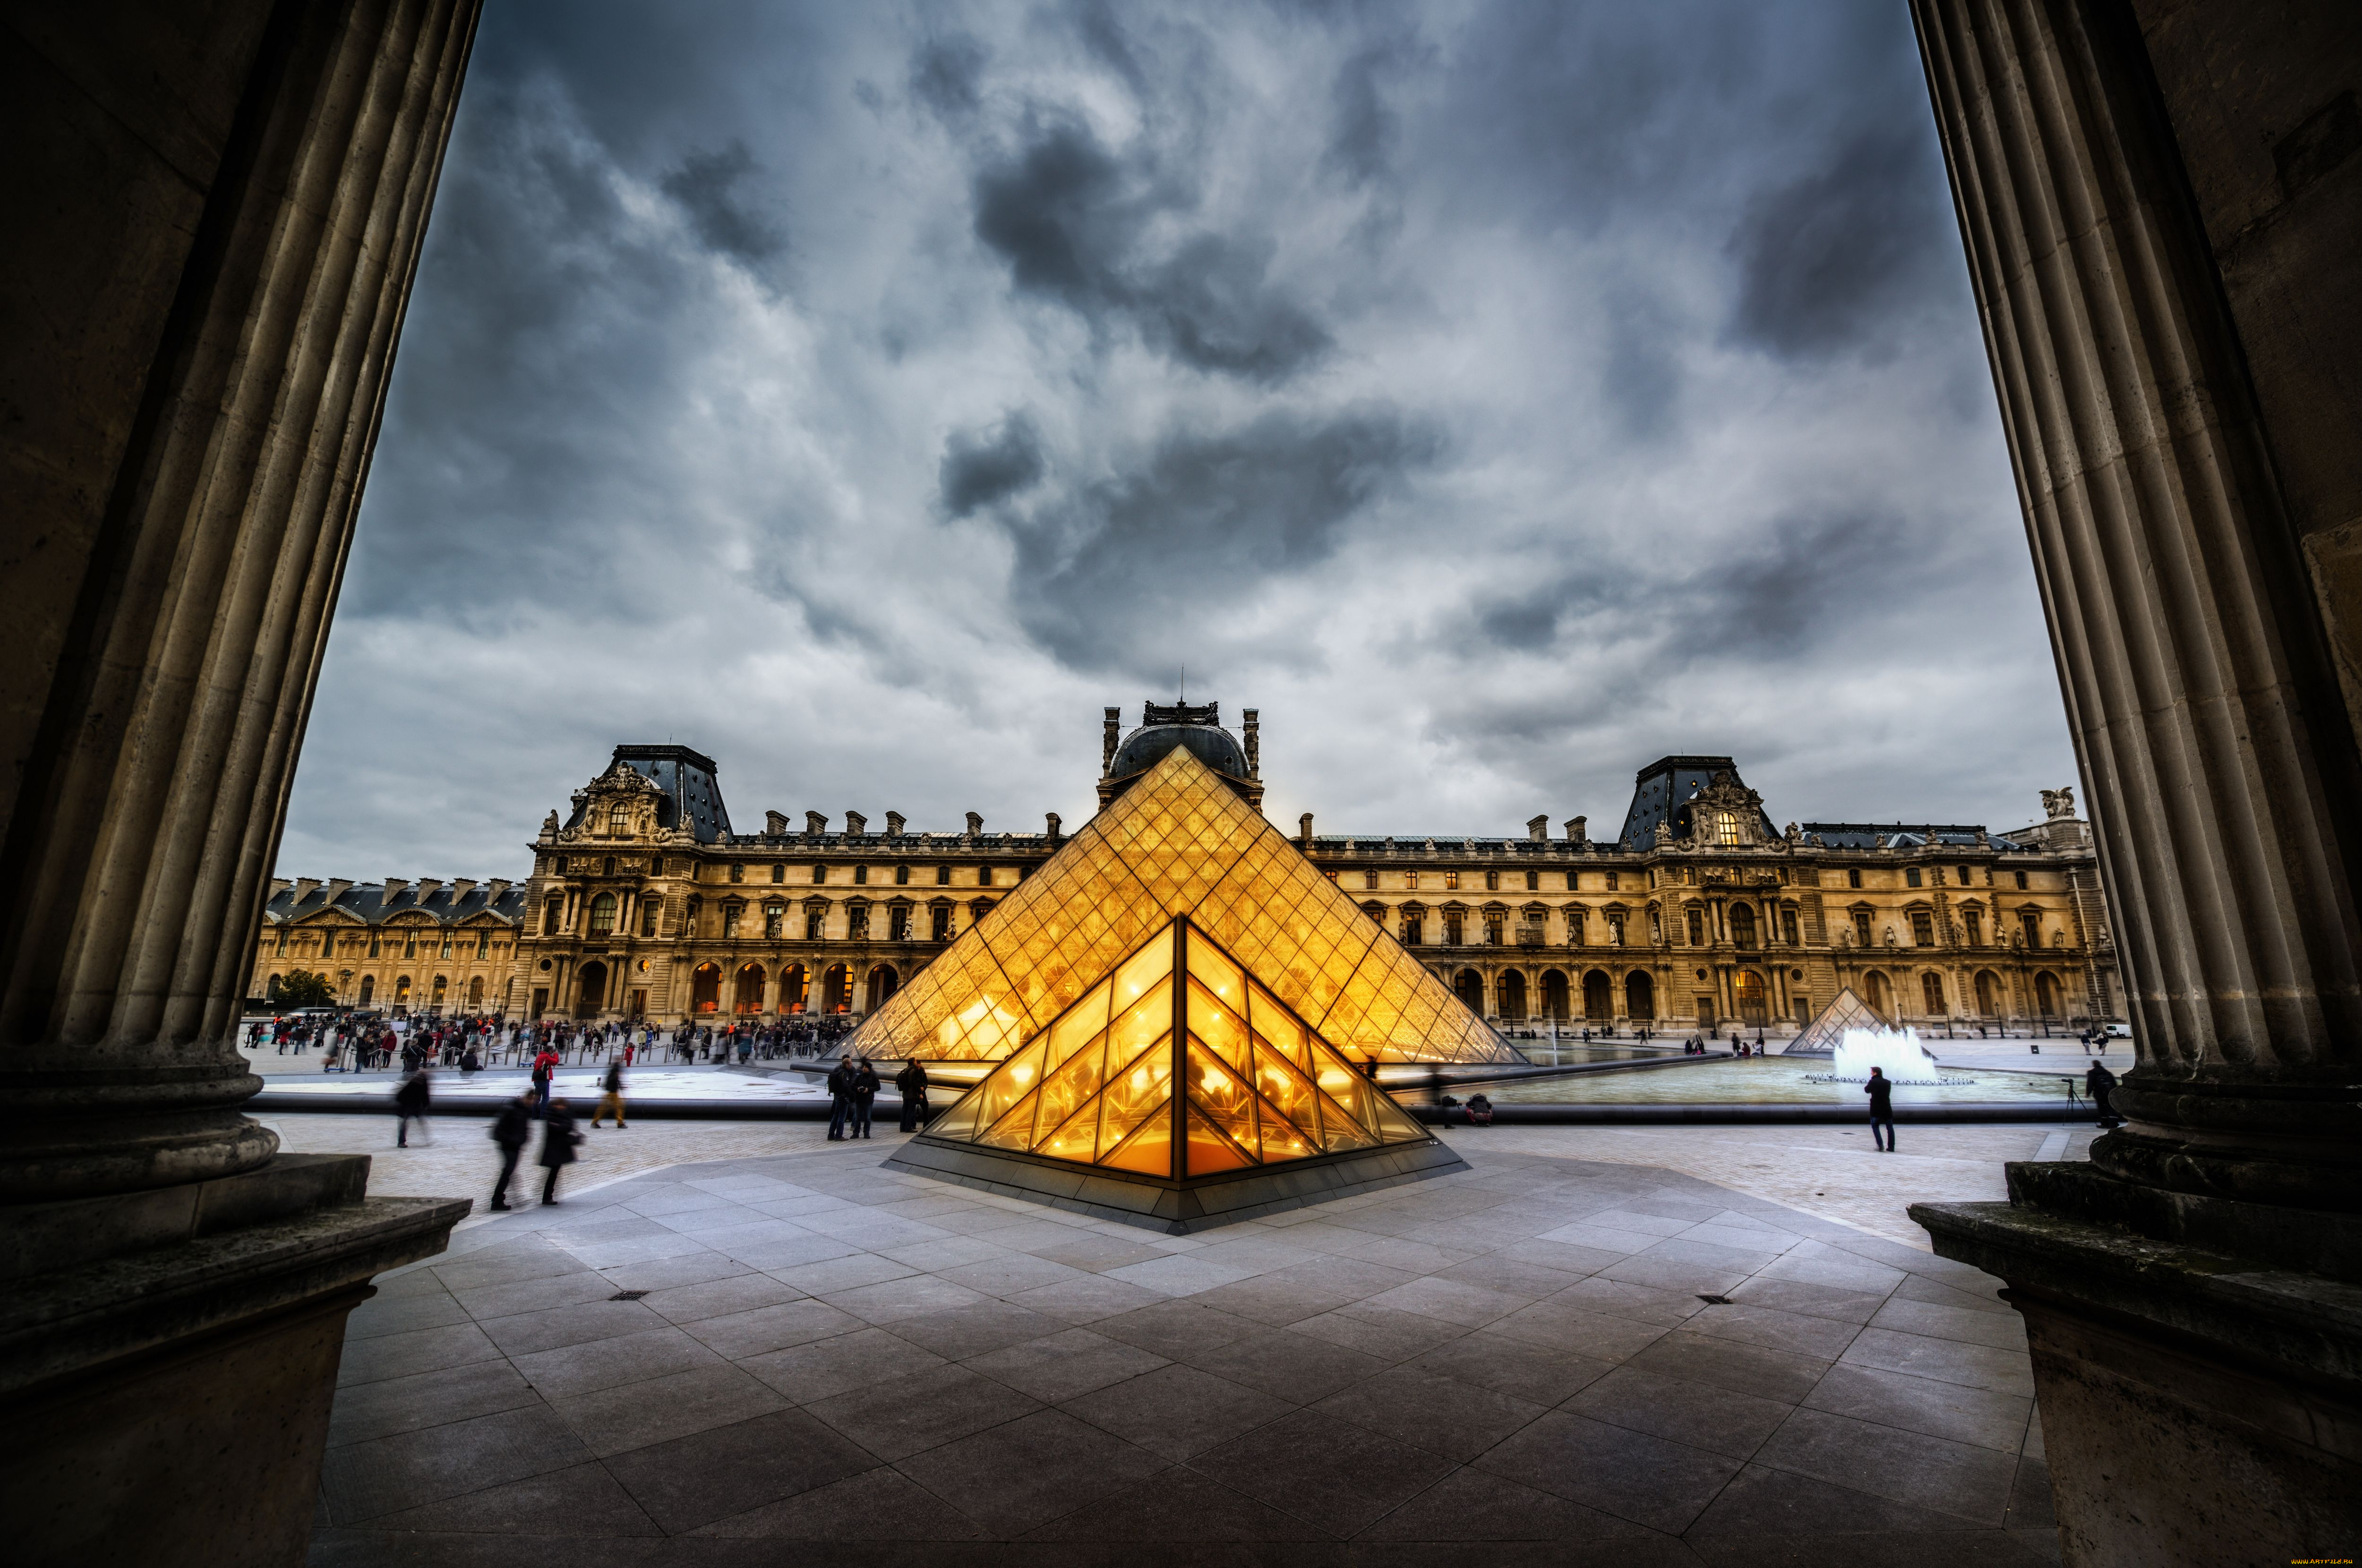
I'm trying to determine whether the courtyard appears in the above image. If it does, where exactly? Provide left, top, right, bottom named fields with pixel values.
left=305, top=1120, right=2067, bottom=1564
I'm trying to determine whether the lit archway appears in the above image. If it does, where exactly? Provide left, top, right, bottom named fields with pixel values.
left=734, top=962, right=766, bottom=1014
left=1735, top=968, right=1766, bottom=1027
left=690, top=962, right=721, bottom=1013
left=822, top=963, right=851, bottom=1014
left=779, top=962, right=808, bottom=1012
left=575, top=960, right=608, bottom=1018
left=865, top=964, right=899, bottom=1011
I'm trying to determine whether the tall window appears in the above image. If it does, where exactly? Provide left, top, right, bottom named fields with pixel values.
left=1363, top=869, right=1379, bottom=889
left=805, top=907, right=826, bottom=941
left=813, top=865, right=828, bottom=884
left=1484, top=869, right=1500, bottom=891
left=1906, top=867, right=1922, bottom=888
left=1910, top=910, right=1935, bottom=945
left=1848, top=868, right=1863, bottom=889
left=1780, top=908, right=1799, bottom=946
left=603, top=856, right=616, bottom=876
left=847, top=905, right=870, bottom=941
left=1401, top=912, right=1423, bottom=944
left=2015, top=870, right=2029, bottom=889
left=368, top=933, right=381, bottom=957
left=889, top=905, right=911, bottom=941
left=729, top=863, right=744, bottom=883
left=1405, top=871, right=1420, bottom=890
left=543, top=897, right=561, bottom=935
left=854, top=865, right=868, bottom=885
left=2022, top=911, right=2044, bottom=947
left=1686, top=908, right=1704, bottom=946
left=1444, top=912, right=1464, bottom=945
left=650, top=857, right=666, bottom=876
left=1922, top=972, right=1947, bottom=1014
left=1853, top=910, right=1874, bottom=947
left=936, top=865, right=951, bottom=885
left=1964, top=908, right=1983, bottom=944
left=1607, top=913, right=1626, bottom=945
left=721, top=906, right=740, bottom=938
left=979, top=867, right=994, bottom=886
left=1569, top=908, right=1587, bottom=945
left=1444, top=871, right=1460, bottom=891
left=608, top=805, right=630, bottom=833
left=1484, top=912, right=1504, bottom=945
left=1605, top=872, right=1619, bottom=891
left=1715, top=811, right=1740, bottom=846
left=1525, top=870, right=1539, bottom=890
left=1729, top=904, right=1757, bottom=950
left=477, top=932, right=490, bottom=958
left=1958, top=865, right=1973, bottom=885
left=403, top=934, right=417, bottom=959
left=931, top=906, right=952, bottom=941
left=641, top=900, right=660, bottom=937
left=764, top=904, right=784, bottom=938
left=895, top=865, right=910, bottom=885
left=771, top=864, right=785, bottom=883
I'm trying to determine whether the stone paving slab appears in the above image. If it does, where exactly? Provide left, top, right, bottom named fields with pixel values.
left=309, top=1127, right=2063, bottom=1565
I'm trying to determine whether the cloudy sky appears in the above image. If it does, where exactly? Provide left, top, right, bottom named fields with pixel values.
left=279, top=0, right=2073, bottom=884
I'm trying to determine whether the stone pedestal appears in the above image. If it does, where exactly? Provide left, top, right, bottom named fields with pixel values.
left=3, top=4, right=479, bottom=1563
left=1909, top=0, right=2362, bottom=1559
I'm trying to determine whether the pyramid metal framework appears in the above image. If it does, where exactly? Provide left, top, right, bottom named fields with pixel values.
left=854, top=746, right=1518, bottom=1065
left=917, top=917, right=1436, bottom=1182
left=1781, top=986, right=1884, bottom=1056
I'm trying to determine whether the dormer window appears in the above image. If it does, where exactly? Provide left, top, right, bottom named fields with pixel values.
left=1715, top=812, right=1740, bottom=847
left=608, top=805, right=630, bottom=834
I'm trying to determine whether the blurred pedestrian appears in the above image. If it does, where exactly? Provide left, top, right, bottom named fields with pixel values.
left=850, top=1058, right=880, bottom=1139
left=1865, top=1065, right=1896, bottom=1152
left=594, top=1056, right=626, bottom=1129
left=826, top=1055, right=854, bottom=1140
left=2085, top=1061, right=2120, bottom=1130
left=394, top=1062, right=433, bottom=1148
left=539, top=1097, right=582, bottom=1204
left=488, top=1094, right=531, bottom=1210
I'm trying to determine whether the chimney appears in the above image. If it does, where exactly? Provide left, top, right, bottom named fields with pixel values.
left=1243, top=709, right=1260, bottom=778
left=1045, top=811, right=1062, bottom=844
left=1526, top=814, right=1549, bottom=842
left=965, top=812, right=984, bottom=839
left=487, top=879, right=512, bottom=897
left=415, top=878, right=443, bottom=901
left=381, top=878, right=408, bottom=899
left=764, top=810, right=788, bottom=835
left=268, top=877, right=292, bottom=901
left=845, top=811, right=868, bottom=836
left=325, top=878, right=356, bottom=903
left=446, top=879, right=476, bottom=900
left=1102, top=708, right=1121, bottom=774
left=293, top=877, right=323, bottom=902
left=1566, top=815, right=1587, bottom=843
left=885, top=811, right=906, bottom=837
left=805, top=811, right=828, bottom=836
left=1298, top=812, right=1314, bottom=848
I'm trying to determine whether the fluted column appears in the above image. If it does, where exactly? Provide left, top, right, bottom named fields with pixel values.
left=1912, top=0, right=2362, bottom=1208
left=0, top=0, right=482, bottom=1200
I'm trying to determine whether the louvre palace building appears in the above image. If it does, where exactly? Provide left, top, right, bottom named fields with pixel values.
left=257, top=702, right=2120, bottom=1040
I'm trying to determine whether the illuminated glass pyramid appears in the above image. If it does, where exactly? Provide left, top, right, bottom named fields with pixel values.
left=856, top=745, right=1517, bottom=1066
left=917, top=917, right=1435, bottom=1182
left=1781, top=986, right=1883, bottom=1056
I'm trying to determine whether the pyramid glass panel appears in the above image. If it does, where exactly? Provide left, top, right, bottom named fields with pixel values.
left=855, top=745, right=1518, bottom=1066
left=1782, top=987, right=1883, bottom=1055
left=914, top=917, right=1441, bottom=1182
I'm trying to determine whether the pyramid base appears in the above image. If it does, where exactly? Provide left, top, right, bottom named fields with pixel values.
left=882, top=1135, right=1470, bottom=1234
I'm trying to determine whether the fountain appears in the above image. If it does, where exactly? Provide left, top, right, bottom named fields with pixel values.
left=1829, top=1025, right=1947, bottom=1085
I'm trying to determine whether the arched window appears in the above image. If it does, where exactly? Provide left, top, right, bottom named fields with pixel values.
left=588, top=892, right=617, bottom=935
left=1363, top=869, right=1380, bottom=890
left=1975, top=969, right=2001, bottom=1014
left=1735, top=969, right=1766, bottom=1026
left=779, top=963, right=809, bottom=1012
left=1624, top=970, right=1655, bottom=1020
left=431, top=975, right=447, bottom=1004
left=266, top=972, right=282, bottom=996
left=1715, top=811, right=1740, bottom=846
left=608, top=805, right=630, bottom=833
left=1453, top=969, right=1485, bottom=1015
left=822, top=963, right=852, bottom=1014
left=358, top=975, right=374, bottom=1006
left=394, top=975, right=411, bottom=1004
left=865, top=964, right=899, bottom=1010
left=1540, top=969, right=1570, bottom=1020
left=543, top=897, right=561, bottom=935
left=1582, top=969, right=1613, bottom=1020
left=1498, top=970, right=1528, bottom=1022
left=468, top=976, right=485, bottom=1005
left=691, top=963, right=721, bottom=1013
left=735, top=963, right=766, bottom=1014
left=1921, top=971, right=1947, bottom=1015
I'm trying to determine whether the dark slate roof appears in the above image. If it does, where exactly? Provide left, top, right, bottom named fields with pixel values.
left=1107, top=712, right=1249, bottom=782
left=265, top=882, right=527, bottom=926
left=1799, top=823, right=1990, bottom=849
left=1617, top=755, right=1779, bottom=848
left=577, top=744, right=732, bottom=844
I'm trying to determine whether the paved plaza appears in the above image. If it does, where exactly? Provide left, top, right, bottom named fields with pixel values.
left=309, top=1125, right=2062, bottom=1565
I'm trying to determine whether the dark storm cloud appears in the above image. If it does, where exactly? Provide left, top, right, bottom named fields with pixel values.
left=660, top=140, right=784, bottom=265
left=909, top=34, right=987, bottom=120
left=940, top=412, right=1047, bottom=517
left=968, top=119, right=1332, bottom=383
left=1003, top=406, right=1444, bottom=668
left=1323, top=44, right=1403, bottom=189
left=1725, top=127, right=1952, bottom=359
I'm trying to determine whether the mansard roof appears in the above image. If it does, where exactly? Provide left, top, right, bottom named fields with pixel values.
left=264, top=880, right=527, bottom=927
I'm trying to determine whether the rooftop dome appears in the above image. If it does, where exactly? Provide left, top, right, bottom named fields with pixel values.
left=1109, top=722, right=1248, bottom=782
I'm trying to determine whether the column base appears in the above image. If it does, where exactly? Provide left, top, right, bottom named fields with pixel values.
left=0, top=1154, right=466, bottom=1567
left=1914, top=1174, right=2362, bottom=1567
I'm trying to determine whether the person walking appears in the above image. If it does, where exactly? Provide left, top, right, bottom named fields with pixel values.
left=850, top=1058, right=880, bottom=1139
left=530, top=1043, right=559, bottom=1113
left=539, top=1097, right=582, bottom=1204
left=825, top=1055, right=855, bottom=1140
left=895, top=1059, right=930, bottom=1132
left=1865, top=1065, right=1896, bottom=1152
left=488, top=1094, right=531, bottom=1210
left=594, top=1056, right=626, bottom=1129
left=394, top=1062, right=433, bottom=1148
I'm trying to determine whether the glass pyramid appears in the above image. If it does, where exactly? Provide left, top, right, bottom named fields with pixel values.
left=920, top=917, right=1435, bottom=1179
left=1781, top=986, right=1882, bottom=1056
left=856, top=745, right=1517, bottom=1064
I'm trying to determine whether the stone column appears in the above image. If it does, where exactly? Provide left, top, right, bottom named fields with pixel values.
left=1908, top=0, right=2362, bottom=1560
left=2, top=4, right=479, bottom=1559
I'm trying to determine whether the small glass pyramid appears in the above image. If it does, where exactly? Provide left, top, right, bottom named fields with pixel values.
left=1781, top=986, right=1883, bottom=1055
left=856, top=745, right=1517, bottom=1064
left=921, top=917, right=1434, bottom=1179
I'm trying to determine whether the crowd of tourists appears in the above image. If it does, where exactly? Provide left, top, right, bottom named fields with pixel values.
left=247, top=1011, right=861, bottom=1074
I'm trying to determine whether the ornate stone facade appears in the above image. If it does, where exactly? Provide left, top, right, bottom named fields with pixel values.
left=510, top=722, right=2118, bottom=1037
left=247, top=878, right=526, bottom=1013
